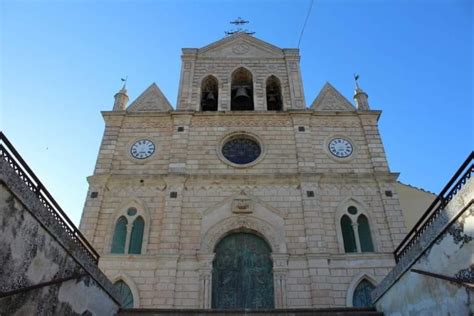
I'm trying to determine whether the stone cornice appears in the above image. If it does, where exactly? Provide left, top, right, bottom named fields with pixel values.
left=100, top=109, right=382, bottom=119
left=88, top=171, right=399, bottom=187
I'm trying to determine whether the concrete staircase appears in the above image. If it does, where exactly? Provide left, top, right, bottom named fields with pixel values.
left=118, top=307, right=383, bottom=315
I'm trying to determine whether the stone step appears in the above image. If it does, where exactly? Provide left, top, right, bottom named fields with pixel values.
left=119, top=307, right=383, bottom=316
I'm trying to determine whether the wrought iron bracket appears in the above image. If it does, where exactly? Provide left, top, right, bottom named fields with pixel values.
left=411, top=269, right=474, bottom=289
left=0, top=273, right=88, bottom=298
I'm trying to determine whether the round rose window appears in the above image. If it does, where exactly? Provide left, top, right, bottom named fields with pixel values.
left=221, top=137, right=262, bottom=165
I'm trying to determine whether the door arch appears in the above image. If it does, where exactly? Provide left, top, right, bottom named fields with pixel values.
left=212, top=232, right=274, bottom=309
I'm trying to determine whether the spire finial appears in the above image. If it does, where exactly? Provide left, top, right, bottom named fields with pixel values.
left=120, top=76, right=128, bottom=91
left=354, top=73, right=360, bottom=90
left=353, top=74, right=370, bottom=110
left=113, top=76, right=129, bottom=111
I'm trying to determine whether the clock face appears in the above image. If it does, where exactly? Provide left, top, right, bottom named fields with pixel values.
left=130, top=139, right=155, bottom=159
left=328, top=138, right=353, bottom=158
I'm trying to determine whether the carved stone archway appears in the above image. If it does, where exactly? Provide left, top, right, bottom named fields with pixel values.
left=198, top=216, right=288, bottom=309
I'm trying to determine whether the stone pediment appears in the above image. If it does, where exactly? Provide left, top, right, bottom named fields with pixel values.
left=197, top=33, right=284, bottom=58
left=127, top=83, right=173, bottom=112
left=311, top=82, right=355, bottom=111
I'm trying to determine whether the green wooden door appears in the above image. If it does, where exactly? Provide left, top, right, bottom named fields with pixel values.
left=212, top=233, right=274, bottom=309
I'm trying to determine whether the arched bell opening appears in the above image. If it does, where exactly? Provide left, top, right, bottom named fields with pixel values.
left=201, top=75, right=218, bottom=111
left=211, top=231, right=274, bottom=309
left=231, top=67, right=254, bottom=111
left=266, top=76, right=283, bottom=111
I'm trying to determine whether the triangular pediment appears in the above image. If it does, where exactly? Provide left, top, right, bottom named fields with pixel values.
left=127, top=83, right=173, bottom=112
left=197, top=33, right=284, bottom=58
left=311, top=82, right=355, bottom=111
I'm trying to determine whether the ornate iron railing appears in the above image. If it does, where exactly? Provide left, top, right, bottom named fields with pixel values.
left=0, top=132, right=99, bottom=264
left=394, top=151, right=474, bottom=262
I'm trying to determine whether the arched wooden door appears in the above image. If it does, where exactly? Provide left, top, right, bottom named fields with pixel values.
left=212, top=233, right=274, bottom=309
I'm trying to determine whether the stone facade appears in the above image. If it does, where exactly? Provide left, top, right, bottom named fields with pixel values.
left=79, top=33, right=407, bottom=309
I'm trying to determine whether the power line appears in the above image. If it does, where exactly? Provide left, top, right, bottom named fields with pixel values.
left=297, top=0, right=314, bottom=48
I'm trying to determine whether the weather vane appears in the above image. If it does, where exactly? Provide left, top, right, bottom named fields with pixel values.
left=353, top=73, right=360, bottom=89
left=225, top=17, right=255, bottom=36
left=121, top=76, right=128, bottom=89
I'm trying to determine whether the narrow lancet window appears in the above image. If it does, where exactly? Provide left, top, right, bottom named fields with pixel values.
left=111, top=216, right=128, bottom=254
left=341, top=215, right=357, bottom=253
left=129, top=216, right=144, bottom=254
left=358, top=214, right=374, bottom=252
left=201, top=75, right=218, bottom=111
left=266, top=75, right=282, bottom=111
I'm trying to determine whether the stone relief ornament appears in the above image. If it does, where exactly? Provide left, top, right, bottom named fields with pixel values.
left=206, top=64, right=216, bottom=71
left=232, top=191, right=253, bottom=214
left=266, top=64, right=277, bottom=71
left=232, top=43, right=250, bottom=55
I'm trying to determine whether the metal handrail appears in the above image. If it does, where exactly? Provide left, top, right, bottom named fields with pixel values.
left=0, top=132, right=99, bottom=264
left=394, top=151, right=474, bottom=262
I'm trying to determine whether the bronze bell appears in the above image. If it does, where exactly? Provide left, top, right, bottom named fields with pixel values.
left=234, top=86, right=250, bottom=101
left=206, top=91, right=215, bottom=101
left=268, top=93, right=277, bottom=103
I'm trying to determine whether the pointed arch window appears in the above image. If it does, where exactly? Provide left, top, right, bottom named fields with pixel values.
left=201, top=75, right=218, bottom=111
left=352, top=279, right=375, bottom=307
left=111, top=216, right=127, bottom=254
left=341, top=215, right=357, bottom=253
left=231, top=67, right=254, bottom=111
left=111, top=207, right=145, bottom=254
left=357, top=214, right=374, bottom=252
left=340, top=206, right=374, bottom=253
left=266, top=75, right=282, bottom=111
left=129, top=216, right=144, bottom=254
left=113, top=280, right=134, bottom=308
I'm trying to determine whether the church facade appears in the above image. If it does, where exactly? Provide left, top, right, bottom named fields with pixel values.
left=79, top=33, right=407, bottom=309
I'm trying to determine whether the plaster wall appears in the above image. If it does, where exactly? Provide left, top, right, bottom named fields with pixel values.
left=0, top=182, right=119, bottom=315
left=395, top=182, right=436, bottom=230
left=375, top=178, right=474, bottom=315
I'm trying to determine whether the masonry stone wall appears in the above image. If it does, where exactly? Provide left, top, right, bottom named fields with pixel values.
left=79, top=109, right=406, bottom=309
left=78, top=33, right=408, bottom=310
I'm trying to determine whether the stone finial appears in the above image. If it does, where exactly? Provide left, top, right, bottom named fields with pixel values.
left=113, top=81, right=129, bottom=111
left=353, top=74, right=370, bottom=110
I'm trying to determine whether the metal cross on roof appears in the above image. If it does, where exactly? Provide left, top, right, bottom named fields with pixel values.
left=225, top=17, right=255, bottom=36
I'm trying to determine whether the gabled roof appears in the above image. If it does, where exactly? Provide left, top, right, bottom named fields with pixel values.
left=196, top=32, right=285, bottom=58
left=311, top=82, right=355, bottom=111
left=127, top=83, right=173, bottom=112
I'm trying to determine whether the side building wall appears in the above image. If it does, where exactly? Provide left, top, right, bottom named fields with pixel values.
left=374, top=173, right=474, bottom=315
left=0, top=152, right=120, bottom=315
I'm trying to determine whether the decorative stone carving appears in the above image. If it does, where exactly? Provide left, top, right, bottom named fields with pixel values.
left=232, top=191, right=253, bottom=214
left=232, top=43, right=250, bottom=55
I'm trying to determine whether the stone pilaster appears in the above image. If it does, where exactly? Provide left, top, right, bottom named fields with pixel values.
left=272, top=253, right=289, bottom=308
left=198, top=253, right=215, bottom=309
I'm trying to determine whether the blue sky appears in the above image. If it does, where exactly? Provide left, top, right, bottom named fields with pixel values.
left=1, top=0, right=472, bottom=225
